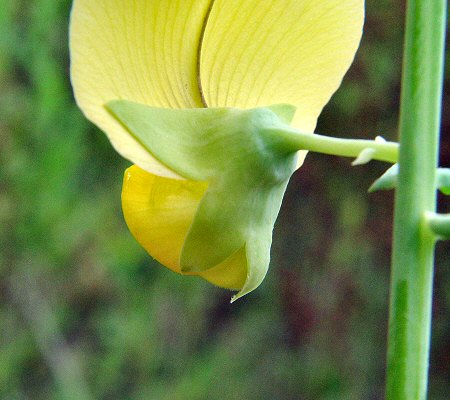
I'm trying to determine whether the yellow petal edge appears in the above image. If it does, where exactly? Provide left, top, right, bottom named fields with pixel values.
left=122, top=165, right=247, bottom=290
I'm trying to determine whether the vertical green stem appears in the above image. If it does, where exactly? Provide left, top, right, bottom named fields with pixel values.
left=386, top=1, right=447, bottom=399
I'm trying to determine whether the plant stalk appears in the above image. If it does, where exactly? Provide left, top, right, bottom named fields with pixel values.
left=386, top=1, right=447, bottom=399
left=266, top=128, right=399, bottom=163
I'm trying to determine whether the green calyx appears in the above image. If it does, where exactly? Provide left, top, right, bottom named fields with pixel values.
left=106, top=100, right=299, bottom=300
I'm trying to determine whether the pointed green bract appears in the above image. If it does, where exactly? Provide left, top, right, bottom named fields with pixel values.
left=106, top=100, right=299, bottom=298
left=370, top=165, right=450, bottom=195
left=369, top=164, right=398, bottom=192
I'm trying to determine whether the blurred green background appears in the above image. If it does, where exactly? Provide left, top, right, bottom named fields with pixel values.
left=0, top=1, right=448, bottom=399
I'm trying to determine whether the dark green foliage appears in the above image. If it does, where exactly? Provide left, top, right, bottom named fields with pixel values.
left=0, top=1, right=448, bottom=399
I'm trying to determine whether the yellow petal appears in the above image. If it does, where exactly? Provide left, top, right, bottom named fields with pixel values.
left=200, top=0, right=364, bottom=134
left=122, top=165, right=247, bottom=290
left=70, top=0, right=212, bottom=177
left=199, top=247, right=248, bottom=290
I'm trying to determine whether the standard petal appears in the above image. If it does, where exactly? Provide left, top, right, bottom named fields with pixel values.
left=70, top=0, right=213, bottom=176
left=200, top=0, right=364, bottom=133
left=122, top=166, right=247, bottom=290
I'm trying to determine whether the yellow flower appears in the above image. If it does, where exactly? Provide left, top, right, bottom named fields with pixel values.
left=70, top=0, right=364, bottom=299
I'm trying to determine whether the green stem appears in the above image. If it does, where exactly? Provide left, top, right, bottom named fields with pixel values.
left=266, top=127, right=399, bottom=163
left=386, top=1, right=446, bottom=399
